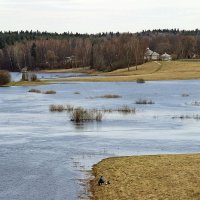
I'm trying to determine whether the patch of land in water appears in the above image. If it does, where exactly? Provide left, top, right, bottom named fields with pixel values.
left=90, top=154, right=200, bottom=200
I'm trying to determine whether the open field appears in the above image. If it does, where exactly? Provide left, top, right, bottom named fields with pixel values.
left=63, top=61, right=200, bottom=82
left=39, top=67, right=95, bottom=74
left=90, top=154, right=200, bottom=200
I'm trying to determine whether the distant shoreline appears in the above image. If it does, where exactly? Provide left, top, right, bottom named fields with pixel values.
left=6, top=61, right=200, bottom=86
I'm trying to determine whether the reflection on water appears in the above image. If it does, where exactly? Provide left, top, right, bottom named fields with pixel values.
left=10, top=72, right=87, bottom=81
left=0, top=80, right=200, bottom=200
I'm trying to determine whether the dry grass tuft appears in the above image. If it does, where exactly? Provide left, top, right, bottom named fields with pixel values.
left=49, top=104, right=65, bottom=112
left=181, top=93, right=190, bottom=97
left=117, top=105, right=136, bottom=113
left=136, top=78, right=145, bottom=83
left=28, top=89, right=56, bottom=94
left=96, top=94, right=122, bottom=99
left=28, top=89, right=42, bottom=93
left=90, top=154, right=200, bottom=200
left=74, top=91, right=80, bottom=94
left=172, top=114, right=200, bottom=120
left=192, top=101, right=200, bottom=106
left=43, top=90, right=56, bottom=94
left=70, top=107, right=103, bottom=123
left=135, top=99, right=154, bottom=104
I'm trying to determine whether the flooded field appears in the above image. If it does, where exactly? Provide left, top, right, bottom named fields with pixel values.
left=0, top=80, right=200, bottom=200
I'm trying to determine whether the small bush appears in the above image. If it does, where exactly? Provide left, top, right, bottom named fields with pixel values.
left=135, top=99, right=154, bottom=104
left=74, top=91, right=80, bottom=94
left=136, top=78, right=145, bottom=84
left=30, top=73, right=38, bottom=81
left=0, top=70, right=11, bottom=85
left=28, top=89, right=42, bottom=93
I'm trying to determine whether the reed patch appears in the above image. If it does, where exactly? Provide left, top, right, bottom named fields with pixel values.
left=28, top=89, right=56, bottom=94
left=135, top=99, right=154, bottom=104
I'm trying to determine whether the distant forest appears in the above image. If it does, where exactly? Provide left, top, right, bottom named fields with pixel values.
left=0, top=29, right=200, bottom=71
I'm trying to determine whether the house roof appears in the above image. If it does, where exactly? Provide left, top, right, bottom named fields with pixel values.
left=145, top=48, right=153, bottom=56
left=152, top=52, right=160, bottom=56
left=161, top=53, right=171, bottom=57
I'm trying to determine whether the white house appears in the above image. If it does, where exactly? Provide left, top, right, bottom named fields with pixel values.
left=161, top=53, right=172, bottom=61
left=144, top=48, right=160, bottom=61
left=151, top=52, right=160, bottom=60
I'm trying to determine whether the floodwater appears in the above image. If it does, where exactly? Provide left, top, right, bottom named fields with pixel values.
left=0, top=80, right=200, bottom=200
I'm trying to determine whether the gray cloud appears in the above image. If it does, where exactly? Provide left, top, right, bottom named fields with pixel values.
left=0, top=0, right=200, bottom=33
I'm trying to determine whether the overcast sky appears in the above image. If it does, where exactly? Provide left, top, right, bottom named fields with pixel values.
left=0, top=0, right=200, bottom=33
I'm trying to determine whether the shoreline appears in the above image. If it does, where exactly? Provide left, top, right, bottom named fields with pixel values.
left=6, top=61, right=200, bottom=86
left=89, top=154, right=200, bottom=200
left=6, top=76, right=200, bottom=87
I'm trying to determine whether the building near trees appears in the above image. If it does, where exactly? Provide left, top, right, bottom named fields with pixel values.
left=161, top=53, right=172, bottom=61
left=144, top=48, right=172, bottom=61
left=144, top=48, right=160, bottom=61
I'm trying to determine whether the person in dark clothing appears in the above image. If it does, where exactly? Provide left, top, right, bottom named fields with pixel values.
left=98, top=176, right=105, bottom=186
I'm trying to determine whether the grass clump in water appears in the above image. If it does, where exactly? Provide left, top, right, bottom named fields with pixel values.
left=49, top=104, right=65, bottom=112
left=66, top=104, right=74, bottom=112
left=117, top=105, right=136, bottom=113
left=96, top=94, right=122, bottom=99
left=192, top=101, right=200, bottom=106
left=74, top=91, right=80, bottom=94
left=28, top=89, right=42, bottom=93
left=28, top=89, right=56, bottom=94
left=172, top=114, right=200, bottom=120
left=70, top=107, right=103, bottom=123
left=135, top=99, right=154, bottom=104
left=43, top=90, right=56, bottom=94
left=181, top=93, right=189, bottom=97
left=136, top=78, right=145, bottom=83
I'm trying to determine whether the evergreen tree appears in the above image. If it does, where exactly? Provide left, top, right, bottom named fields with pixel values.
left=31, top=43, right=37, bottom=60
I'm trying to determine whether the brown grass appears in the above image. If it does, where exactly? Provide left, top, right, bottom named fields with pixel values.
left=61, top=61, right=200, bottom=82
left=70, top=107, right=103, bottom=123
left=117, top=105, right=136, bottom=113
left=96, top=94, right=122, bottom=99
left=43, top=90, right=56, bottom=94
left=49, top=104, right=65, bottom=112
left=90, top=154, right=200, bottom=200
left=29, top=89, right=56, bottom=94
left=28, top=89, right=42, bottom=93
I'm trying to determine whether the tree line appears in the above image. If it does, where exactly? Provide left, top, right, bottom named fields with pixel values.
left=0, top=29, right=200, bottom=72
